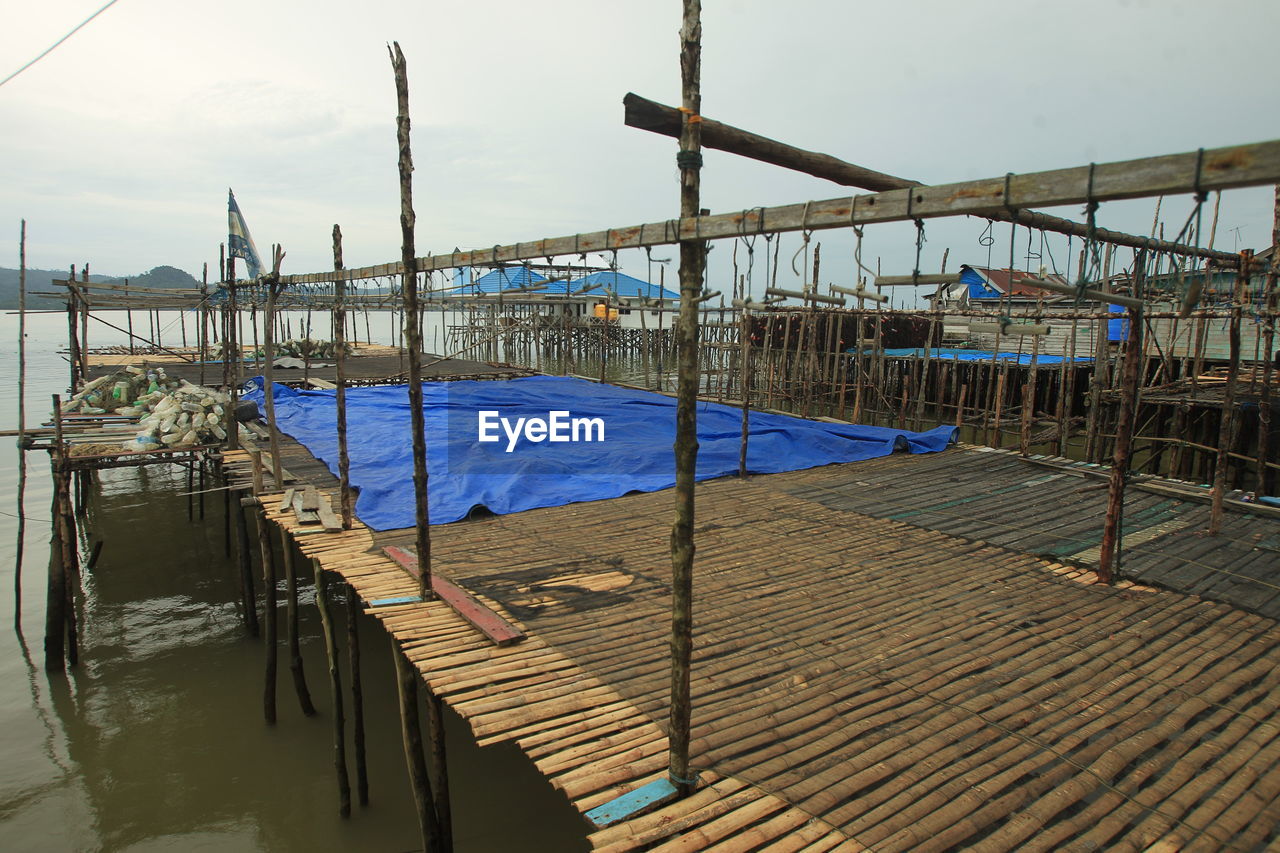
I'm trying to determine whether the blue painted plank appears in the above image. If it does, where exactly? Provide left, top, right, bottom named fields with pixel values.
left=368, top=595, right=423, bottom=607
left=585, top=777, right=680, bottom=829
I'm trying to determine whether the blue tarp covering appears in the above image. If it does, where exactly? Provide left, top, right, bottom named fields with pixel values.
left=879, top=348, right=1093, bottom=365
left=245, top=375, right=955, bottom=531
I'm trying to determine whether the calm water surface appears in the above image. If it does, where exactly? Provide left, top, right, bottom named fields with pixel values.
left=0, top=311, right=592, bottom=852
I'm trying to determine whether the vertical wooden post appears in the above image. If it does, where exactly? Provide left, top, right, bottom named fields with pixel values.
left=1255, top=186, right=1278, bottom=497
left=1097, top=255, right=1147, bottom=583
left=347, top=582, right=369, bottom=806
left=392, top=638, right=444, bottom=853
left=263, top=246, right=316, bottom=717
left=79, top=265, right=89, bottom=382
left=334, top=226, right=354, bottom=529
left=1210, top=251, right=1251, bottom=533
left=390, top=42, right=452, bottom=850
left=44, top=396, right=68, bottom=671
left=738, top=307, right=751, bottom=477
left=66, top=267, right=80, bottom=392
left=254, top=499, right=278, bottom=724
left=15, top=220, right=27, bottom=629
left=390, top=42, right=434, bottom=606
left=235, top=493, right=259, bottom=637
left=199, top=265, right=208, bottom=387
left=312, top=559, right=351, bottom=816
left=668, top=0, right=704, bottom=799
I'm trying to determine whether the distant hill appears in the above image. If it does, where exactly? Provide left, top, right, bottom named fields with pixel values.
left=0, top=265, right=200, bottom=310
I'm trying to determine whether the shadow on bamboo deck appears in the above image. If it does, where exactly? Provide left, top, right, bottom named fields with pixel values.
left=231, top=436, right=1280, bottom=851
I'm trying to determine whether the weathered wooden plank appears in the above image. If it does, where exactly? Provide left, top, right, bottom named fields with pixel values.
left=280, top=139, right=1280, bottom=285
left=382, top=545, right=526, bottom=646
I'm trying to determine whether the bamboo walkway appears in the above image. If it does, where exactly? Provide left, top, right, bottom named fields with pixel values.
left=228, top=445, right=1280, bottom=851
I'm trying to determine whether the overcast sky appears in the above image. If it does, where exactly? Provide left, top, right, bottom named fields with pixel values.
left=3, top=0, right=1278, bottom=299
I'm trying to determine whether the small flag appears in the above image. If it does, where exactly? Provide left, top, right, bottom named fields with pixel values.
left=227, top=189, right=263, bottom=279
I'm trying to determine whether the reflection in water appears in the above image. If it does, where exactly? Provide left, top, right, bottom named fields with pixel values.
left=0, top=312, right=590, bottom=852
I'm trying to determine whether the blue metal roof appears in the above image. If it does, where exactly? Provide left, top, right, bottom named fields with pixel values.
left=450, top=266, right=549, bottom=295
left=568, top=270, right=680, bottom=300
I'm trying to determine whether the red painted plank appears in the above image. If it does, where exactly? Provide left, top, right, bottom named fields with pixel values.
left=382, top=546, right=526, bottom=646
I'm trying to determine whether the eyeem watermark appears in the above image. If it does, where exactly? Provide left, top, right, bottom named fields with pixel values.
left=477, top=410, right=605, bottom=452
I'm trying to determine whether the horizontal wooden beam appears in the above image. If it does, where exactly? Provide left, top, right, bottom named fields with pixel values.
left=623, top=92, right=918, bottom=193
left=382, top=545, right=525, bottom=646
left=279, top=138, right=1277, bottom=286
left=875, top=273, right=962, bottom=286
left=621, top=93, right=1241, bottom=266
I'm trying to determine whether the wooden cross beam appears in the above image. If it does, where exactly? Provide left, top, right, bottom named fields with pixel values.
left=622, top=92, right=1241, bottom=267
left=279, top=137, right=1280, bottom=286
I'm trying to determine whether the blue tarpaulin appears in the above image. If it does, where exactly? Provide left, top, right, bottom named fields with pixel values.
left=245, top=375, right=955, bottom=531
left=879, top=348, right=1093, bottom=366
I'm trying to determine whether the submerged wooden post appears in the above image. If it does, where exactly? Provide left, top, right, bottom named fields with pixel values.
left=44, top=395, right=68, bottom=671
left=312, top=559, right=351, bottom=816
left=392, top=638, right=444, bottom=852
left=15, top=220, right=27, bottom=629
left=254, top=500, right=278, bottom=724
left=1097, top=256, right=1147, bottom=583
left=668, top=0, right=704, bottom=799
left=347, top=582, right=369, bottom=806
left=333, top=225, right=354, bottom=529
left=263, top=245, right=316, bottom=717
left=1210, top=251, right=1251, bottom=533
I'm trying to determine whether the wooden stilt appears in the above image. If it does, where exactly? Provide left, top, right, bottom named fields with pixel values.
left=333, top=225, right=354, bottom=529
left=254, top=501, right=278, bottom=725
left=392, top=638, right=444, bottom=852
left=347, top=582, right=369, bottom=806
left=1210, top=251, right=1251, bottom=533
left=1097, top=255, right=1147, bottom=583
left=668, top=0, right=704, bottom=800
left=312, top=559, right=351, bottom=816
left=281, top=530, right=316, bottom=716
left=389, top=42, right=452, bottom=848
left=1255, top=186, right=1278, bottom=497
left=15, top=220, right=27, bottom=630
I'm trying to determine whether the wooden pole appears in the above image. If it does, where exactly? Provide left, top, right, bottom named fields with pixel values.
left=347, top=582, right=369, bottom=806
left=15, top=221, right=27, bottom=629
left=44, top=397, right=68, bottom=671
left=1255, top=186, right=1278, bottom=497
left=1210, top=251, right=1251, bottom=533
left=390, top=42, right=434, bottom=606
left=312, top=560, right=351, bottom=816
left=334, top=226, right=354, bottom=529
left=1097, top=255, right=1147, bottom=583
left=390, top=42, right=452, bottom=849
left=621, top=92, right=1241, bottom=266
left=739, top=307, right=751, bottom=477
left=668, top=0, right=704, bottom=800
left=392, top=638, right=444, bottom=853
left=254, top=499, right=278, bottom=725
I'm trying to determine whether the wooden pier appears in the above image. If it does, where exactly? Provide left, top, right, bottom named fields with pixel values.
left=216, top=420, right=1280, bottom=850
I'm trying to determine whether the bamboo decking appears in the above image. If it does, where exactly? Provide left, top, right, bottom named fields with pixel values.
left=230, top=439, right=1280, bottom=851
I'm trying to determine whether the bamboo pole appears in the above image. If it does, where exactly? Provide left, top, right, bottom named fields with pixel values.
left=1096, top=256, right=1148, bottom=584
left=44, top=397, right=68, bottom=671
left=739, top=308, right=751, bottom=477
left=1210, top=251, right=1250, bottom=533
left=390, top=42, right=451, bottom=848
left=15, top=221, right=27, bottom=630
left=312, top=560, right=351, bottom=816
left=334, top=225, right=354, bottom=529
left=392, top=638, right=444, bottom=852
left=348, top=582, right=369, bottom=806
left=1255, top=186, right=1278, bottom=496
left=254, top=499, right=278, bottom=725
left=667, top=0, right=705, bottom=800
left=390, top=42, right=434, bottom=606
